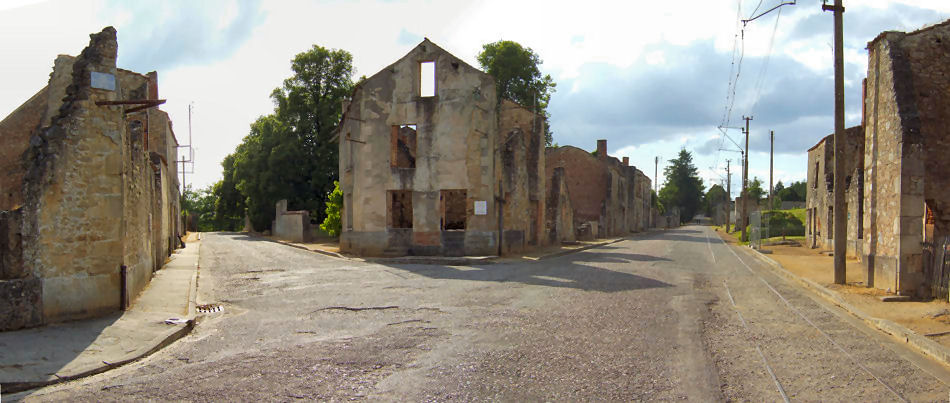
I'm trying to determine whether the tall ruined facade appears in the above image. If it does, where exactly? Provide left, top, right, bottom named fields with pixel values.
left=862, top=21, right=950, bottom=295
left=337, top=39, right=546, bottom=257
left=0, top=27, right=181, bottom=330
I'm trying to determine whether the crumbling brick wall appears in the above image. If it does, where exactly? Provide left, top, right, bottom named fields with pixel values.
left=545, top=146, right=606, bottom=225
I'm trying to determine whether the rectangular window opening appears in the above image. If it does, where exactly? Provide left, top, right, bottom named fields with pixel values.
left=420, top=61, right=435, bottom=97
left=388, top=190, right=413, bottom=229
left=441, top=189, right=467, bottom=230
left=391, top=124, right=417, bottom=168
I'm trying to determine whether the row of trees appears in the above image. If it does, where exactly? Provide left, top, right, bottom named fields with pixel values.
left=182, top=40, right=556, bottom=234
left=658, top=148, right=810, bottom=224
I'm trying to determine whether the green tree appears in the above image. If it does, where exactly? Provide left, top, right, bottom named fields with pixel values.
left=181, top=185, right=217, bottom=232
left=658, top=149, right=705, bottom=223
left=477, top=40, right=557, bottom=145
left=218, top=45, right=354, bottom=231
left=320, top=181, right=343, bottom=237
left=747, top=177, right=766, bottom=202
left=704, top=184, right=729, bottom=216
left=774, top=180, right=806, bottom=204
left=211, top=154, right=246, bottom=231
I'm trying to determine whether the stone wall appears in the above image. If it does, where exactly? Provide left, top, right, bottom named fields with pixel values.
left=273, top=199, right=312, bottom=243
left=0, top=27, right=182, bottom=329
left=498, top=99, right=545, bottom=254
left=545, top=167, right=575, bottom=244
left=0, top=87, right=48, bottom=211
left=339, top=39, right=499, bottom=257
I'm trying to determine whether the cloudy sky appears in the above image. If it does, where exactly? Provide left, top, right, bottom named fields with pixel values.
left=1, top=0, right=948, bottom=197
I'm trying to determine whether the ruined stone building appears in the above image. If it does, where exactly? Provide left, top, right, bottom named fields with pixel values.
left=805, top=126, right=864, bottom=257
left=336, top=39, right=547, bottom=256
left=861, top=21, right=950, bottom=295
left=0, top=27, right=181, bottom=330
left=544, top=139, right=653, bottom=240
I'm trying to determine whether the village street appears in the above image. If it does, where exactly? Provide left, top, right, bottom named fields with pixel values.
left=16, top=226, right=950, bottom=401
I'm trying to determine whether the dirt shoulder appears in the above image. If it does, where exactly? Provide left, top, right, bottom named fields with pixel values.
left=713, top=228, right=950, bottom=348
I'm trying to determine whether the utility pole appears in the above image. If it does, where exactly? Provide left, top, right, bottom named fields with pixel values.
left=769, top=130, right=774, bottom=211
left=654, top=156, right=659, bottom=195
left=824, top=0, right=847, bottom=285
left=726, top=159, right=732, bottom=233
left=741, top=115, right=752, bottom=243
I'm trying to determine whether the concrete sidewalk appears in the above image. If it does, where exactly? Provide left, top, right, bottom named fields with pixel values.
left=0, top=241, right=200, bottom=393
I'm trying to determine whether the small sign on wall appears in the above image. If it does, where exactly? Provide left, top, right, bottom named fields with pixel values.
left=474, top=200, right=487, bottom=216
left=90, top=71, right=115, bottom=91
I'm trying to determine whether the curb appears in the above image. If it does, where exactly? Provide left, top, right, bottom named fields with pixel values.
left=1, top=320, right=194, bottom=395
left=742, top=245, right=950, bottom=367
left=1, top=240, right=202, bottom=395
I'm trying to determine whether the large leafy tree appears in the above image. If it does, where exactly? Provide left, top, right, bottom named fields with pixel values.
left=218, top=45, right=354, bottom=231
left=477, top=40, right=557, bottom=145
left=659, top=149, right=705, bottom=223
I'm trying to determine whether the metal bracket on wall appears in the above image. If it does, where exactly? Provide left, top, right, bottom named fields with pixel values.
left=95, top=99, right=166, bottom=114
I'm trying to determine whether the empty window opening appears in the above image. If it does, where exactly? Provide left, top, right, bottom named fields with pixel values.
left=420, top=61, right=435, bottom=97
left=391, top=125, right=417, bottom=168
left=389, top=190, right=413, bottom=228
left=441, top=189, right=467, bottom=230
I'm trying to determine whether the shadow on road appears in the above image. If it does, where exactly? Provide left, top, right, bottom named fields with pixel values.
left=381, top=248, right=672, bottom=293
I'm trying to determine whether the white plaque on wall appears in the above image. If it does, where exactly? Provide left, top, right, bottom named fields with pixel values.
left=90, top=71, right=115, bottom=91
left=474, top=200, right=487, bottom=216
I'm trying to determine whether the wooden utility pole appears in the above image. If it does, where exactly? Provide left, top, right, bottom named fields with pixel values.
left=741, top=116, right=752, bottom=242
left=726, top=159, right=732, bottom=233
left=769, top=130, right=774, bottom=211
left=824, top=0, right=847, bottom=284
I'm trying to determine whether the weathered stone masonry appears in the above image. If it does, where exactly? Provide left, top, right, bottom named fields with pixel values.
left=0, top=27, right=181, bottom=330
left=862, top=21, right=950, bottom=295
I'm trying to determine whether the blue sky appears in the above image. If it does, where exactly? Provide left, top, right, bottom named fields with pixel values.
left=1, top=0, right=948, bottom=197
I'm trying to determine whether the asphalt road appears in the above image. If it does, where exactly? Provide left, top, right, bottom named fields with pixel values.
left=15, top=226, right=950, bottom=401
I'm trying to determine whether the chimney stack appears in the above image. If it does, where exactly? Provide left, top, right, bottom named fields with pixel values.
left=147, top=71, right=158, bottom=100
left=596, top=139, right=607, bottom=161
left=622, top=157, right=629, bottom=166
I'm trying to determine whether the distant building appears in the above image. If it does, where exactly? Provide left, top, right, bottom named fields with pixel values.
left=805, top=126, right=864, bottom=257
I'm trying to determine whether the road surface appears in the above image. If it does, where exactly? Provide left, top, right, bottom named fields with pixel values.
left=16, top=226, right=950, bottom=401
